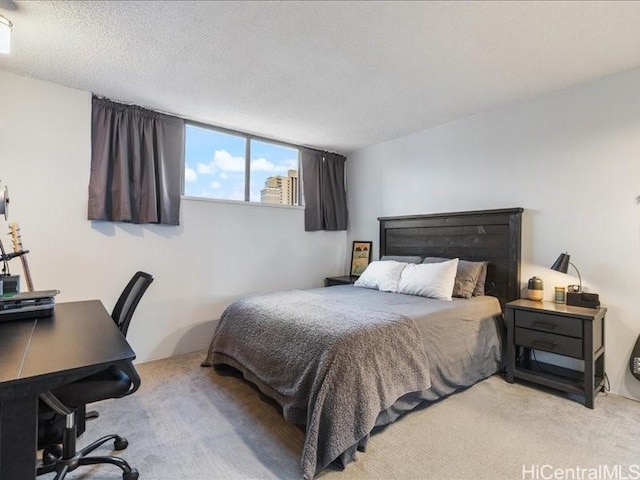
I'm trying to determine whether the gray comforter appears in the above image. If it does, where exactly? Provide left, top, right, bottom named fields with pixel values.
left=202, top=286, right=502, bottom=478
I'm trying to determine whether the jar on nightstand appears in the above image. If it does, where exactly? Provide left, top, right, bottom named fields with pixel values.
left=527, top=276, right=544, bottom=301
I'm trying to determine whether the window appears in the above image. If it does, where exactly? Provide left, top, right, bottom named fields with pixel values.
left=184, top=125, right=246, bottom=201
left=184, top=124, right=301, bottom=206
left=250, top=140, right=299, bottom=206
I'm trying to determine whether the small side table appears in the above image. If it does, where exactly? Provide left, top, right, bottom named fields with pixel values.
left=324, top=276, right=357, bottom=287
left=505, top=299, right=606, bottom=408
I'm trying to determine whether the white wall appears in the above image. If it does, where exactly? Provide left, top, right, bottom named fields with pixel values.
left=347, top=67, right=640, bottom=400
left=0, top=70, right=347, bottom=362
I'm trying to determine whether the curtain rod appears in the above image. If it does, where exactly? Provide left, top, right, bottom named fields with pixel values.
left=91, top=94, right=345, bottom=157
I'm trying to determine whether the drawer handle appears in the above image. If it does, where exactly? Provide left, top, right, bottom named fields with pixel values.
left=532, top=320, right=557, bottom=330
left=532, top=339, right=558, bottom=350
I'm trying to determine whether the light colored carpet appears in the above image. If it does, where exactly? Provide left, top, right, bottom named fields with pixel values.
left=44, top=351, right=640, bottom=480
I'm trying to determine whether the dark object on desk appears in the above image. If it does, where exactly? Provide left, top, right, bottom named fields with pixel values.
left=630, top=334, right=640, bottom=382
left=0, top=289, right=59, bottom=302
left=566, top=291, right=600, bottom=309
left=0, top=273, right=20, bottom=294
left=0, top=289, right=59, bottom=321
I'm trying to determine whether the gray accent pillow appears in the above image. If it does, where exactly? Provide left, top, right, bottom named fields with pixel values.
left=473, top=261, right=489, bottom=296
left=422, top=257, right=449, bottom=264
left=421, top=257, right=484, bottom=299
left=380, top=255, right=423, bottom=264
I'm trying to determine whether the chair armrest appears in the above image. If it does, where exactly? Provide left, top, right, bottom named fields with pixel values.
left=118, top=361, right=141, bottom=397
left=40, top=391, right=73, bottom=416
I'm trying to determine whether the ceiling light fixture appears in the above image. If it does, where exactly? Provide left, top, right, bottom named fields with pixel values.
left=0, top=15, right=13, bottom=54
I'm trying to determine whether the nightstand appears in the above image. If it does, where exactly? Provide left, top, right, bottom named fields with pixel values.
left=324, top=276, right=357, bottom=287
left=505, top=299, right=606, bottom=408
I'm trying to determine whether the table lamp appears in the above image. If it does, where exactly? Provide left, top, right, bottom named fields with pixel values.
left=550, top=252, right=599, bottom=308
left=550, top=253, right=581, bottom=292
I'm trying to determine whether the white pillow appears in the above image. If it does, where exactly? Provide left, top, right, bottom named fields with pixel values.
left=353, top=260, right=407, bottom=293
left=397, top=258, right=459, bottom=300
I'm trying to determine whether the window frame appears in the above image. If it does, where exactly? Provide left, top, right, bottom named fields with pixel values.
left=183, top=120, right=303, bottom=207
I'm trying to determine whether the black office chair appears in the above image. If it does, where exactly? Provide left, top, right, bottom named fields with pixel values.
left=86, top=271, right=154, bottom=422
left=37, top=363, right=141, bottom=480
left=37, top=272, right=153, bottom=479
left=112, top=271, right=154, bottom=337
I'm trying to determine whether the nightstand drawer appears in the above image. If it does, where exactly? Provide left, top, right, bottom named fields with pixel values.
left=515, top=310, right=582, bottom=338
left=515, top=328, right=583, bottom=359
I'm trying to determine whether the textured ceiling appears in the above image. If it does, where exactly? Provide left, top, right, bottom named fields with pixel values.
left=2, top=1, right=640, bottom=153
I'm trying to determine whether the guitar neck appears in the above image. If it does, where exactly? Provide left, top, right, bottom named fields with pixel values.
left=8, top=222, right=35, bottom=292
left=19, top=255, right=34, bottom=292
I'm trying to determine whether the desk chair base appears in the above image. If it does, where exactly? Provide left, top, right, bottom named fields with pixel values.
left=37, top=412, right=138, bottom=480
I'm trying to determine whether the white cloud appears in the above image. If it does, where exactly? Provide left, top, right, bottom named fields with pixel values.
left=211, top=181, right=221, bottom=190
left=251, top=157, right=277, bottom=172
left=184, top=167, right=197, bottom=183
left=214, top=150, right=245, bottom=172
left=195, top=150, right=297, bottom=178
left=197, top=149, right=245, bottom=175
left=251, top=157, right=298, bottom=173
left=196, top=162, right=216, bottom=174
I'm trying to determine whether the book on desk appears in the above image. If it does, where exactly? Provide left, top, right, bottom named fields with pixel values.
left=0, top=290, right=59, bottom=321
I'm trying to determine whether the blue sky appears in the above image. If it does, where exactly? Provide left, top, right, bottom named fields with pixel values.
left=184, top=125, right=298, bottom=202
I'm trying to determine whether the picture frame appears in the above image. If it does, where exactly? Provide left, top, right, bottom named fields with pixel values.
left=350, top=241, right=373, bottom=277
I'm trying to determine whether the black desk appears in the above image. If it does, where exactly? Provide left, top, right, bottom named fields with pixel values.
left=0, top=300, right=136, bottom=480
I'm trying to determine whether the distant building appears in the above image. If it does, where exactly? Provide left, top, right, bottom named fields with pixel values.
left=261, top=170, right=299, bottom=206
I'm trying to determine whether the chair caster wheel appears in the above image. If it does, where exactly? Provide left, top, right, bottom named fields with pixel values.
left=114, top=437, right=129, bottom=450
left=42, top=445, right=62, bottom=465
left=123, top=468, right=139, bottom=480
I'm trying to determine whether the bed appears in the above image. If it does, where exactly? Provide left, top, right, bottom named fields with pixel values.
left=202, top=208, right=523, bottom=479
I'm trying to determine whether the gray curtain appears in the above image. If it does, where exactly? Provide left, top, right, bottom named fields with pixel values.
left=88, top=97, right=184, bottom=225
left=301, top=148, right=348, bottom=231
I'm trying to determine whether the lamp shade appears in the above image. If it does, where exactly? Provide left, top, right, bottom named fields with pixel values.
left=551, top=253, right=570, bottom=274
left=0, top=15, right=12, bottom=54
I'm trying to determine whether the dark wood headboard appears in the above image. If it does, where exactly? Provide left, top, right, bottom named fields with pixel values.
left=378, top=208, right=523, bottom=307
